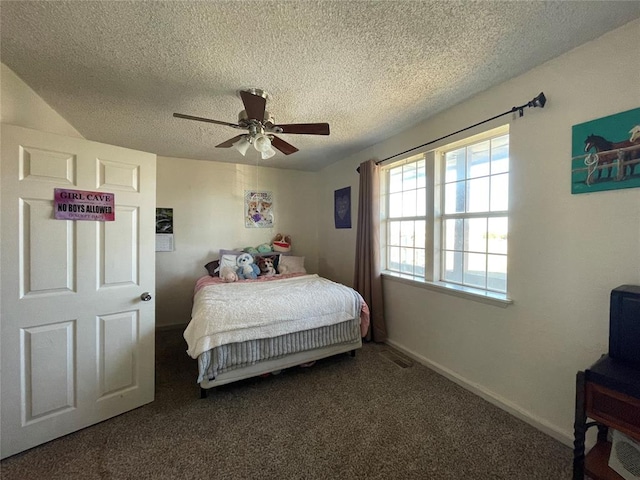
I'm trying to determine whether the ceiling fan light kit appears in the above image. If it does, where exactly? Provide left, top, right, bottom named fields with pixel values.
left=261, top=149, right=276, bottom=160
left=253, top=133, right=271, bottom=153
left=232, top=136, right=251, bottom=156
left=173, top=88, right=330, bottom=159
left=230, top=133, right=277, bottom=159
left=254, top=134, right=276, bottom=160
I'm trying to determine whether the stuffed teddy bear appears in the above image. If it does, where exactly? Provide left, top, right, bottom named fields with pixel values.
left=236, top=252, right=260, bottom=280
left=272, top=233, right=291, bottom=253
left=257, top=257, right=276, bottom=277
left=219, top=265, right=238, bottom=283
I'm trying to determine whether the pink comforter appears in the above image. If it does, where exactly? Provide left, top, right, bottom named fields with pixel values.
left=194, top=274, right=370, bottom=337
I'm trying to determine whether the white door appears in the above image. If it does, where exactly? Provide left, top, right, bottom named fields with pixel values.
left=0, top=124, right=156, bottom=459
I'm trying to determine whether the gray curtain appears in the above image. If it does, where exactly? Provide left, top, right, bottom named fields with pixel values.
left=354, top=159, right=387, bottom=342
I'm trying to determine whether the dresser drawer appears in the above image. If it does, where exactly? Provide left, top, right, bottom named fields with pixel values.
left=586, top=382, right=640, bottom=440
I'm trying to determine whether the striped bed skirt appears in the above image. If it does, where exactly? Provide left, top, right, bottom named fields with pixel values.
left=196, top=318, right=361, bottom=383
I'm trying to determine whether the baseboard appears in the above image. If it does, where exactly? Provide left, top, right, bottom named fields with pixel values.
left=385, top=339, right=574, bottom=448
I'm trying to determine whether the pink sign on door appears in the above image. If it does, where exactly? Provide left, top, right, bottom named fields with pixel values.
left=54, top=188, right=115, bottom=221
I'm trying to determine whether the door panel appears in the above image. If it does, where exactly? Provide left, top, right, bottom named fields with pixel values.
left=98, top=158, right=139, bottom=192
left=97, top=311, right=138, bottom=398
left=22, top=320, right=76, bottom=422
left=1, top=124, right=156, bottom=459
left=101, top=205, right=138, bottom=287
left=20, top=198, right=76, bottom=295
left=19, top=145, right=76, bottom=184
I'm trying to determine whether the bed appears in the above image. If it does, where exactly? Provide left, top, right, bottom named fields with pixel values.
left=183, top=271, right=370, bottom=397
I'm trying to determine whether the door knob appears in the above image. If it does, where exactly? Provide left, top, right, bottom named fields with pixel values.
left=140, top=292, right=152, bottom=301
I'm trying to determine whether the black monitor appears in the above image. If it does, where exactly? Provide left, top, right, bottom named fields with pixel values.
left=609, top=285, right=640, bottom=367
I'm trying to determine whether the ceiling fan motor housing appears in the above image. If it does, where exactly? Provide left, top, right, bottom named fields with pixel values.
left=238, top=109, right=275, bottom=126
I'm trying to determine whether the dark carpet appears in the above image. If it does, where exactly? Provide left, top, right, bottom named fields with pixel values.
left=1, top=328, right=572, bottom=479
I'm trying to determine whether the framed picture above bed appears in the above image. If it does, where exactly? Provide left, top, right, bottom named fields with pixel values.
left=245, top=190, right=274, bottom=228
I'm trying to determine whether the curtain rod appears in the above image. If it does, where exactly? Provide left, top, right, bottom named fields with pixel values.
left=356, top=92, right=547, bottom=173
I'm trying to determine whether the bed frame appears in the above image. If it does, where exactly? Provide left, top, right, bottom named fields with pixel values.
left=199, top=337, right=362, bottom=398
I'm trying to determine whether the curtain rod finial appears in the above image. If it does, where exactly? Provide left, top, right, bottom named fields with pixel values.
left=529, top=92, right=546, bottom=109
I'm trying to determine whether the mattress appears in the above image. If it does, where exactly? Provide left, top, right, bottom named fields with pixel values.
left=196, top=317, right=360, bottom=383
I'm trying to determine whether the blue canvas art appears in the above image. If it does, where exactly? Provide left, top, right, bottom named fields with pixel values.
left=571, top=107, right=640, bottom=194
left=334, top=187, right=351, bottom=229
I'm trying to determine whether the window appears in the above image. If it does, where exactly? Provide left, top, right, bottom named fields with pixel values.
left=385, top=158, right=427, bottom=277
left=381, top=126, right=510, bottom=299
left=441, top=132, right=509, bottom=293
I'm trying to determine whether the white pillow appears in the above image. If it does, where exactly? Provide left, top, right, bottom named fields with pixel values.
left=219, top=254, right=238, bottom=272
left=277, top=255, right=306, bottom=274
left=218, top=249, right=246, bottom=273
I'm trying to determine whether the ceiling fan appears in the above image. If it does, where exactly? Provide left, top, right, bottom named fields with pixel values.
left=173, top=88, right=330, bottom=159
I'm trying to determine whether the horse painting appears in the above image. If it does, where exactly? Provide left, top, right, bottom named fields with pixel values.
left=584, top=134, right=640, bottom=182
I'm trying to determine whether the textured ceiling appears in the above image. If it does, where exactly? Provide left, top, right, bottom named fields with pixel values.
left=1, top=1, right=639, bottom=171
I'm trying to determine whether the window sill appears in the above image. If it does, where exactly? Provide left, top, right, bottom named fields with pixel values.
left=381, top=272, right=513, bottom=308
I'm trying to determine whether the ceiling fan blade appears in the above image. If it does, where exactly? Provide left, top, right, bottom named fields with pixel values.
left=173, top=113, right=241, bottom=129
left=240, top=90, right=267, bottom=121
left=271, top=136, right=299, bottom=155
left=274, top=123, right=330, bottom=135
left=215, top=135, right=246, bottom=148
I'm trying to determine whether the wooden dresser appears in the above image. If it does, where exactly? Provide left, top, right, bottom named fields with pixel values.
left=573, top=355, right=640, bottom=480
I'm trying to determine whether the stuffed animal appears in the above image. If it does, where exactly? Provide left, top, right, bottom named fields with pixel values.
left=244, top=244, right=272, bottom=255
left=257, top=257, right=276, bottom=277
left=236, top=253, right=260, bottom=280
left=272, top=233, right=291, bottom=253
left=219, top=265, right=238, bottom=283
left=204, top=260, right=220, bottom=277
left=257, top=243, right=272, bottom=253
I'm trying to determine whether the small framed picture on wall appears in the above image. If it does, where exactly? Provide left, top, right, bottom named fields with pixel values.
left=245, top=190, right=274, bottom=228
left=334, top=186, right=351, bottom=229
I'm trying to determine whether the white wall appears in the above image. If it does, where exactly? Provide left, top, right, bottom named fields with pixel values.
left=155, top=156, right=319, bottom=328
left=318, top=20, right=640, bottom=445
left=0, top=64, right=83, bottom=138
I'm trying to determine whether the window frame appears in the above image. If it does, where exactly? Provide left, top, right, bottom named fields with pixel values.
left=380, top=125, right=512, bottom=306
left=382, top=156, right=428, bottom=279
